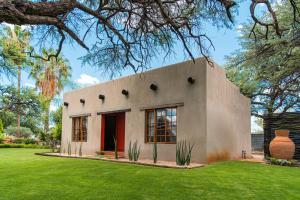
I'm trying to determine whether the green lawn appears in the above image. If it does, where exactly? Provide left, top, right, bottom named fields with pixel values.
left=0, top=149, right=300, bottom=200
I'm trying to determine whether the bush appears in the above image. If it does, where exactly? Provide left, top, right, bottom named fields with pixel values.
left=5, top=126, right=33, bottom=138
left=267, top=157, right=298, bottom=167
left=0, top=144, right=48, bottom=149
left=13, top=138, right=36, bottom=144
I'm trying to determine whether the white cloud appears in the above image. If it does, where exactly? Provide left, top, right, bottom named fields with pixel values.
left=2, top=22, right=31, bottom=30
left=236, top=24, right=244, bottom=36
left=76, top=74, right=100, bottom=86
left=49, top=103, right=58, bottom=112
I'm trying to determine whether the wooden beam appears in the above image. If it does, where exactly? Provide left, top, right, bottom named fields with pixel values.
left=140, top=102, right=184, bottom=111
left=69, top=113, right=91, bottom=118
left=97, top=109, right=131, bottom=115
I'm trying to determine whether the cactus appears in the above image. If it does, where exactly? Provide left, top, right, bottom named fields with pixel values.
left=67, top=141, right=71, bottom=156
left=113, top=136, right=118, bottom=159
left=79, top=143, right=83, bottom=157
left=153, top=142, right=157, bottom=163
left=176, top=140, right=194, bottom=166
left=74, top=142, right=77, bottom=157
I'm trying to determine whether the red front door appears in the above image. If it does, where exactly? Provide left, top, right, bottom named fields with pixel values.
left=101, top=112, right=125, bottom=152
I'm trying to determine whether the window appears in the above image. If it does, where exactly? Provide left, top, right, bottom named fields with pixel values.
left=145, top=108, right=177, bottom=143
left=72, top=116, right=88, bottom=142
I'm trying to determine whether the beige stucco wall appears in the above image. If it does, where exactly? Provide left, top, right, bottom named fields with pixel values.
left=62, top=58, right=208, bottom=163
left=61, top=57, right=251, bottom=164
left=206, top=63, right=251, bottom=162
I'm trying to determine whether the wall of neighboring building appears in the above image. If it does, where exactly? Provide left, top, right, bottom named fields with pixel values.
left=205, top=63, right=251, bottom=163
left=62, top=58, right=208, bottom=163
left=251, top=133, right=264, bottom=152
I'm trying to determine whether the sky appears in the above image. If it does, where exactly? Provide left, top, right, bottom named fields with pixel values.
left=3, top=2, right=264, bottom=132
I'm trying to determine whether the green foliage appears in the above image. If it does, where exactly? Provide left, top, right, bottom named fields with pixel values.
left=225, top=1, right=300, bottom=118
left=5, top=126, right=33, bottom=138
left=0, top=144, right=48, bottom=149
left=0, top=85, right=44, bottom=137
left=153, top=142, right=157, bottom=164
left=267, top=157, right=298, bottom=167
left=51, top=106, right=62, bottom=141
left=176, top=140, right=194, bottom=166
left=13, top=138, right=36, bottom=144
left=128, top=140, right=141, bottom=162
left=0, top=119, right=4, bottom=143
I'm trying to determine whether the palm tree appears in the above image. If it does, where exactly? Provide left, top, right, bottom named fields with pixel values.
left=0, top=25, right=30, bottom=137
left=30, top=48, right=71, bottom=134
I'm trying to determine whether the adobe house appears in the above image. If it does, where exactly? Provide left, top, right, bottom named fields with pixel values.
left=61, top=58, right=251, bottom=163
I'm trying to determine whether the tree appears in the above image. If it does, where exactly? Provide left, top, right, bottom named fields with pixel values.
left=0, top=119, right=4, bottom=137
left=1, top=0, right=298, bottom=74
left=0, top=85, right=43, bottom=137
left=51, top=106, right=62, bottom=141
left=0, top=25, right=31, bottom=136
left=226, top=1, right=300, bottom=120
left=30, top=48, right=70, bottom=134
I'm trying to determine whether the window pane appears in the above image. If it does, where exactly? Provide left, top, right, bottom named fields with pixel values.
left=145, top=108, right=177, bottom=144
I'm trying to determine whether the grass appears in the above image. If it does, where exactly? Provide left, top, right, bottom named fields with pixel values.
left=0, top=149, right=300, bottom=200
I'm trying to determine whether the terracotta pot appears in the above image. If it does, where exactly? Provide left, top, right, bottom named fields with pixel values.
left=269, top=130, right=295, bottom=160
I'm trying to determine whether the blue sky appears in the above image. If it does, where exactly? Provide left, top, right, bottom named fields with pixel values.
left=4, top=2, right=263, bottom=132
left=20, top=1, right=252, bottom=88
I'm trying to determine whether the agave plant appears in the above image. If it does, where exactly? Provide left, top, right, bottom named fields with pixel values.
left=153, top=142, right=157, bottom=164
left=132, top=140, right=141, bottom=162
left=176, top=140, right=194, bottom=166
left=128, top=140, right=140, bottom=162
left=128, top=141, right=133, bottom=161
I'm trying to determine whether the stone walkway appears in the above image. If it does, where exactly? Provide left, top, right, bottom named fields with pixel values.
left=36, top=152, right=204, bottom=169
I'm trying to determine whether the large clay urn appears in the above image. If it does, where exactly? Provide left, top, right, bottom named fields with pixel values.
left=269, top=130, right=295, bottom=160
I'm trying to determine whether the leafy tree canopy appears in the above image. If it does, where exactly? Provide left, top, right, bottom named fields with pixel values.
left=0, top=0, right=299, bottom=75
left=226, top=1, right=300, bottom=118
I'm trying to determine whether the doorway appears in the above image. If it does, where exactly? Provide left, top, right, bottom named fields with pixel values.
left=101, top=112, right=125, bottom=152
left=104, top=115, right=116, bottom=151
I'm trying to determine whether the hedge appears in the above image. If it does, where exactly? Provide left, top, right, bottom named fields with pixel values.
left=0, top=144, right=49, bottom=149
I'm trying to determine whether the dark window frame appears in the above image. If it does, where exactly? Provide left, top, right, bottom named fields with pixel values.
left=145, top=107, right=177, bottom=144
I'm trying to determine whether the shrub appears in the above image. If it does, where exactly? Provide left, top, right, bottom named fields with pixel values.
left=5, top=126, right=33, bottom=138
left=176, top=140, right=194, bottom=166
left=0, top=144, right=48, bottom=149
left=13, top=138, right=36, bottom=144
left=0, top=136, right=4, bottom=144
left=267, top=157, right=298, bottom=167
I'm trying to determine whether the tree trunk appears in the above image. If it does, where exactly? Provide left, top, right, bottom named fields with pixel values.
left=17, top=65, right=21, bottom=138
left=44, top=101, right=50, bottom=134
